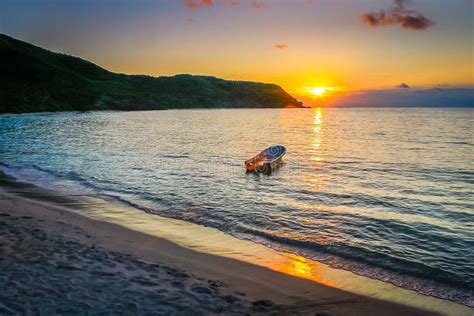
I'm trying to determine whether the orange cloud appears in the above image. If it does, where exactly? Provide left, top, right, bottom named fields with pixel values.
left=275, top=44, right=288, bottom=49
left=183, top=0, right=214, bottom=9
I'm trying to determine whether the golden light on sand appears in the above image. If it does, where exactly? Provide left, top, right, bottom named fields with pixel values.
left=267, top=253, right=335, bottom=287
left=268, top=253, right=313, bottom=277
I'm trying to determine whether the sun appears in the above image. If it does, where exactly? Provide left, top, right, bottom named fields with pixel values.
left=304, top=86, right=344, bottom=98
left=308, top=87, right=327, bottom=96
left=306, top=87, right=332, bottom=97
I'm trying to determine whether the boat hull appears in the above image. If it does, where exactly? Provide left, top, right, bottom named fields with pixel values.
left=245, top=145, right=286, bottom=174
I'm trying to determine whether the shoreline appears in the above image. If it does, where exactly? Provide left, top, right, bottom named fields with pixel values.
left=0, top=107, right=311, bottom=116
left=0, top=189, right=436, bottom=315
left=0, top=179, right=471, bottom=315
left=1, top=107, right=472, bottom=117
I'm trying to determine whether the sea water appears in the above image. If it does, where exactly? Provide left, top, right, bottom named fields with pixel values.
left=1, top=108, right=473, bottom=306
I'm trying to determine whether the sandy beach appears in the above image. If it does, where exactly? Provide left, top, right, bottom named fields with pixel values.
left=0, top=184, right=443, bottom=316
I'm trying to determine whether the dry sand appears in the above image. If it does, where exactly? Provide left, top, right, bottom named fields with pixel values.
left=0, top=188, right=441, bottom=315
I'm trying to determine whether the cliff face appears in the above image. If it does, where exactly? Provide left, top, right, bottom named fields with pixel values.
left=0, top=34, right=304, bottom=114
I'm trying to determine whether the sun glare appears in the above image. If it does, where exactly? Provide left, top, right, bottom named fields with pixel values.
left=308, top=87, right=328, bottom=96
left=303, top=86, right=343, bottom=100
left=305, top=86, right=339, bottom=98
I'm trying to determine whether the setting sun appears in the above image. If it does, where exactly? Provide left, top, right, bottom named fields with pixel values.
left=308, top=87, right=328, bottom=96
left=305, top=86, right=341, bottom=98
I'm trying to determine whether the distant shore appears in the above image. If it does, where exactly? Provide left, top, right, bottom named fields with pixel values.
left=0, top=33, right=305, bottom=114
left=0, top=185, right=443, bottom=315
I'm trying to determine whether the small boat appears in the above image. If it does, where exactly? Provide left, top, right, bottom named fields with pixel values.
left=245, top=145, right=286, bottom=174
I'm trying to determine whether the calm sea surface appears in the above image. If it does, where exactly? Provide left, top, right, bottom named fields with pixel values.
left=1, top=108, right=473, bottom=305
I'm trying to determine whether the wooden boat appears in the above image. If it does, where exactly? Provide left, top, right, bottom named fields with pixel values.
left=245, top=145, right=286, bottom=174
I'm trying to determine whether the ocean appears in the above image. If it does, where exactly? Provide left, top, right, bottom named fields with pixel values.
left=1, top=108, right=473, bottom=306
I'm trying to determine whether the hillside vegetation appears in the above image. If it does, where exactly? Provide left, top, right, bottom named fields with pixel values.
left=0, top=34, right=304, bottom=114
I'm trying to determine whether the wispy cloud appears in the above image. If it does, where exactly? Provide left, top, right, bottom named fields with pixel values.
left=252, top=1, right=266, bottom=10
left=183, top=0, right=265, bottom=10
left=275, top=43, right=288, bottom=49
left=362, top=0, right=435, bottom=30
left=223, top=0, right=241, bottom=7
left=183, top=0, right=214, bottom=10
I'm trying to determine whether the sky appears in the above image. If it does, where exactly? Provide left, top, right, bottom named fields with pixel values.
left=1, top=0, right=473, bottom=106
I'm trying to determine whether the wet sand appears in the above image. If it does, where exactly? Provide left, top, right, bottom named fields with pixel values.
left=0, top=186, right=441, bottom=315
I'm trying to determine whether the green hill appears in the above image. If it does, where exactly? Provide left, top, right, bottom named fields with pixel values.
left=0, top=34, right=304, bottom=114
